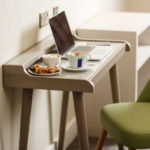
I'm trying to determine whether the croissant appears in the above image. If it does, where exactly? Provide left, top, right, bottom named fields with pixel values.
left=36, top=66, right=48, bottom=74
left=47, top=65, right=58, bottom=73
left=35, top=67, right=40, bottom=73
left=33, top=64, right=43, bottom=70
left=32, top=64, right=58, bottom=74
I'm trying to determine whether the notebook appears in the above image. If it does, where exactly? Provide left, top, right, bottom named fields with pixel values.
left=49, top=11, right=112, bottom=60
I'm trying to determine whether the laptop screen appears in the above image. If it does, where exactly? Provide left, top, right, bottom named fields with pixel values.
left=49, top=11, right=74, bottom=55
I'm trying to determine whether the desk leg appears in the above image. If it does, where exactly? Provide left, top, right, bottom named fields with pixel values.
left=58, top=91, right=69, bottom=150
left=19, top=88, right=33, bottom=150
left=109, top=64, right=124, bottom=150
left=73, top=92, right=89, bottom=150
left=109, top=64, right=121, bottom=103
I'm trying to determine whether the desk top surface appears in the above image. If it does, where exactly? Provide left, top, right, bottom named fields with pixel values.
left=78, top=12, right=150, bottom=35
left=4, top=39, right=125, bottom=81
left=3, top=36, right=126, bottom=92
left=26, top=42, right=123, bottom=80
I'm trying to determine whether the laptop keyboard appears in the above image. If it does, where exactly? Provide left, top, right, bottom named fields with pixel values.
left=71, top=46, right=95, bottom=53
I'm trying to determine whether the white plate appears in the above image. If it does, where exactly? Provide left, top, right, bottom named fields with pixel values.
left=61, top=63, right=88, bottom=71
left=28, top=68, right=61, bottom=76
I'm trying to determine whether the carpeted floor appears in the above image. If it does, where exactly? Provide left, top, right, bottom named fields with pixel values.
left=66, top=137, right=150, bottom=150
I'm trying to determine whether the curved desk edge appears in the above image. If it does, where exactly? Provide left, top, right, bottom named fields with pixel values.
left=74, top=29, right=131, bottom=52
left=2, top=65, right=95, bottom=93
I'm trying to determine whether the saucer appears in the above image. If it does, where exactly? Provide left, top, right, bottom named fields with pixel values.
left=61, top=63, right=88, bottom=71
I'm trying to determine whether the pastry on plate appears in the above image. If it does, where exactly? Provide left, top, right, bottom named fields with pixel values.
left=33, top=64, right=43, bottom=70
left=32, top=64, right=58, bottom=74
left=47, top=65, right=58, bottom=73
left=36, top=66, right=49, bottom=74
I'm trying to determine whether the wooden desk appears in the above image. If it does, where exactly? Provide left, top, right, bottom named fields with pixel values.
left=2, top=36, right=129, bottom=150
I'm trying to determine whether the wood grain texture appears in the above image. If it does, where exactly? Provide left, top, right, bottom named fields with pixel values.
left=73, top=92, right=89, bottom=150
left=3, top=66, right=94, bottom=93
left=19, top=88, right=33, bottom=150
left=109, top=64, right=121, bottom=103
left=96, top=128, right=107, bottom=150
left=58, top=91, right=69, bottom=150
left=118, top=143, right=125, bottom=150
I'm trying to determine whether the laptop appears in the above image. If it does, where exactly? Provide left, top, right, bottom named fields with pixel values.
left=49, top=11, right=112, bottom=60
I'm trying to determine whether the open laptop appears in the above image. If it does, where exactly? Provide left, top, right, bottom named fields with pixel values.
left=49, top=11, right=112, bottom=60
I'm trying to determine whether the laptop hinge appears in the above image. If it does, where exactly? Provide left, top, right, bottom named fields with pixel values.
left=61, top=45, right=76, bottom=56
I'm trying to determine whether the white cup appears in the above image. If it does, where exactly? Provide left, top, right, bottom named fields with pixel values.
left=68, top=52, right=91, bottom=68
left=42, top=54, right=61, bottom=66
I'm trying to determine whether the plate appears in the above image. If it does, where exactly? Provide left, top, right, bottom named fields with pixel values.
left=61, top=63, right=89, bottom=71
left=28, top=67, right=61, bottom=76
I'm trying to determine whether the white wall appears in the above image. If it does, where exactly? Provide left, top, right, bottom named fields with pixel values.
left=0, top=0, right=126, bottom=150
left=99, top=0, right=126, bottom=12
left=126, top=0, right=150, bottom=12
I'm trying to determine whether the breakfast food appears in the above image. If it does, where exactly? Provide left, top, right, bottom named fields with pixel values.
left=38, top=66, right=49, bottom=74
left=42, top=54, right=61, bottom=66
left=47, top=65, right=58, bottom=73
left=32, top=64, right=58, bottom=74
left=33, top=64, right=43, bottom=70
left=69, top=52, right=85, bottom=56
left=42, top=54, right=60, bottom=59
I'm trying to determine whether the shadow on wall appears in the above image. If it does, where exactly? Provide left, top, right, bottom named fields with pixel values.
left=0, top=66, right=13, bottom=150
left=10, top=25, right=40, bottom=150
left=19, top=24, right=40, bottom=53
left=1, top=24, right=40, bottom=150
left=48, top=90, right=57, bottom=150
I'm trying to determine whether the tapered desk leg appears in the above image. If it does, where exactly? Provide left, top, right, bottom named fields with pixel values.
left=73, top=92, right=89, bottom=150
left=19, top=88, right=33, bottom=150
left=118, top=143, right=124, bottom=150
left=58, top=91, right=69, bottom=150
left=109, top=64, right=124, bottom=150
left=109, top=64, right=121, bottom=103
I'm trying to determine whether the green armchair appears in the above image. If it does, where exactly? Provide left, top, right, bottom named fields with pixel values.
left=96, top=79, right=150, bottom=150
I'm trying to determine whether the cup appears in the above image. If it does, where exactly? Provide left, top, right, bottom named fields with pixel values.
left=68, top=52, right=91, bottom=68
left=42, top=54, right=61, bottom=66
